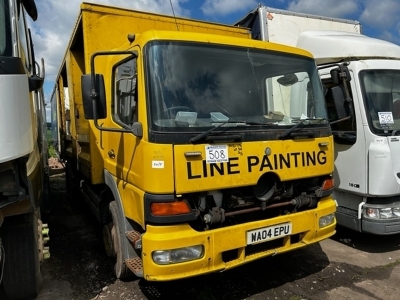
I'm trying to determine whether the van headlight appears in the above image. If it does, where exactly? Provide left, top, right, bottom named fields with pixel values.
left=152, top=245, right=204, bottom=265
left=364, top=204, right=400, bottom=219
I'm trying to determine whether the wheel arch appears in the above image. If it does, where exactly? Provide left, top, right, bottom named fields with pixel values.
left=103, top=169, right=137, bottom=261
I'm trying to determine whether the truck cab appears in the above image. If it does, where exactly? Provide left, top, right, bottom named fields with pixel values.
left=298, top=31, right=400, bottom=234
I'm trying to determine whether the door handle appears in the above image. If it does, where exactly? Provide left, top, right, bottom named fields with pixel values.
left=108, top=149, right=115, bottom=159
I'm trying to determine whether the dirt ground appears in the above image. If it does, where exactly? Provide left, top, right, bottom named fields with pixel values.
left=3, top=169, right=400, bottom=300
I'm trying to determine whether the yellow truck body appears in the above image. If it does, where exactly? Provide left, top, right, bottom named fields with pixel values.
left=52, top=2, right=336, bottom=281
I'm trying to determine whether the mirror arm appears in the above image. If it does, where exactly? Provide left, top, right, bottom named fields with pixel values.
left=338, top=64, right=355, bottom=121
left=338, top=64, right=352, bottom=103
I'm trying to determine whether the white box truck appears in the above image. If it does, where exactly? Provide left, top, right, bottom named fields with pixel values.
left=237, top=6, right=400, bottom=235
left=0, top=0, right=49, bottom=299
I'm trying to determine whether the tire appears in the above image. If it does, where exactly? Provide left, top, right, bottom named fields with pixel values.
left=1, top=211, right=43, bottom=300
left=106, top=201, right=131, bottom=279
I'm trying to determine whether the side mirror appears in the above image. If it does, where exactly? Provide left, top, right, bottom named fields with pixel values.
left=330, top=86, right=349, bottom=120
left=81, top=74, right=107, bottom=119
left=331, top=86, right=349, bottom=119
left=27, top=28, right=44, bottom=91
left=28, top=75, right=44, bottom=92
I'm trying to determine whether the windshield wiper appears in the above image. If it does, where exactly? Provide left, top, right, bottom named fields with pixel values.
left=279, top=118, right=326, bottom=139
left=189, top=120, right=266, bottom=143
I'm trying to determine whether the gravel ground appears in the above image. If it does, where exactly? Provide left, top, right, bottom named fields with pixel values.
left=3, top=162, right=400, bottom=300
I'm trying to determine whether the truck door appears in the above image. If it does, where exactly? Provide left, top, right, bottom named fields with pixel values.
left=322, top=69, right=368, bottom=196
left=104, top=55, right=140, bottom=176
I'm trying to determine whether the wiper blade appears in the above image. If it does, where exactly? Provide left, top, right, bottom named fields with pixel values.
left=189, top=122, right=226, bottom=143
left=279, top=118, right=326, bottom=139
left=189, top=120, right=264, bottom=143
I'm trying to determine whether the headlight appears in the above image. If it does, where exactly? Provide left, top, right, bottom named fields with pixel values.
left=380, top=208, right=393, bottom=219
left=152, top=245, right=204, bottom=265
left=364, top=205, right=400, bottom=219
left=393, top=207, right=400, bottom=217
left=319, top=213, right=335, bottom=228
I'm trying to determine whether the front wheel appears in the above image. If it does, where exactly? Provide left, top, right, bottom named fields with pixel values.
left=1, top=211, right=43, bottom=300
left=103, top=201, right=131, bottom=279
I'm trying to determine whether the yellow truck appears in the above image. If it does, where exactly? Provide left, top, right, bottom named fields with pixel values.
left=51, top=2, right=336, bottom=281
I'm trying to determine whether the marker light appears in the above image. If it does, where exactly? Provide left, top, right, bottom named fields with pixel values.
left=315, top=177, right=334, bottom=197
left=365, top=208, right=379, bottom=219
left=150, top=201, right=192, bottom=216
left=321, top=178, right=334, bottom=191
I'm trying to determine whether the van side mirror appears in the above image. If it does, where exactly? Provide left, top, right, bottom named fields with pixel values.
left=81, top=74, right=107, bottom=119
left=330, top=86, right=349, bottom=120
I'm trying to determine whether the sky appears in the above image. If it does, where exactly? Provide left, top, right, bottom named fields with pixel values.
left=26, top=0, right=400, bottom=122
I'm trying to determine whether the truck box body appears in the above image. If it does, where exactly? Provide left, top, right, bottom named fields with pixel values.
left=297, top=31, right=400, bottom=64
left=236, top=6, right=361, bottom=47
left=237, top=5, right=400, bottom=235
left=52, top=3, right=336, bottom=281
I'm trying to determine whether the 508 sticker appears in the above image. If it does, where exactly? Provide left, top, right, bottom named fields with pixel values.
left=205, top=145, right=228, bottom=164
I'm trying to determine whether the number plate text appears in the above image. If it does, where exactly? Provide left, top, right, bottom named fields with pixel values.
left=247, top=223, right=292, bottom=245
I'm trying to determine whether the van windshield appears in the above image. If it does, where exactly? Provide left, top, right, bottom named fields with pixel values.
left=360, top=70, right=400, bottom=135
left=0, top=0, right=12, bottom=56
left=145, top=41, right=327, bottom=132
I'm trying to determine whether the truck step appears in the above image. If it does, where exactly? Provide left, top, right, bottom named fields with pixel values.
left=125, top=257, right=143, bottom=277
left=125, top=230, right=142, bottom=249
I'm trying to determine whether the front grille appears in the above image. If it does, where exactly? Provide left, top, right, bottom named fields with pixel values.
left=246, top=237, right=283, bottom=256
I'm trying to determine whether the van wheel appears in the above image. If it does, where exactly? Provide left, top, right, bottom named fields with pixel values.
left=103, top=201, right=130, bottom=278
left=1, top=211, right=43, bottom=300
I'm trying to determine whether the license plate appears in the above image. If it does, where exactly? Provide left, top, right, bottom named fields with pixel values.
left=247, top=223, right=292, bottom=245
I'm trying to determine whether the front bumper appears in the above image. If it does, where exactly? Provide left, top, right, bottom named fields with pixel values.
left=362, top=218, right=400, bottom=235
left=141, top=197, right=336, bottom=281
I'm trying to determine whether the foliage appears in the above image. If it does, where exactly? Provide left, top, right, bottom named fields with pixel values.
left=47, top=129, right=57, bottom=158
left=48, top=144, right=57, bottom=158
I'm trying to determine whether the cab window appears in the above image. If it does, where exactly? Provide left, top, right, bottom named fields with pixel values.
left=113, top=58, right=137, bottom=126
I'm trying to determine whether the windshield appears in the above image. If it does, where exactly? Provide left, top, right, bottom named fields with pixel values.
left=360, top=70, right=400, bottom=134
left=0, top=0, right=12, bottom=56
left=146, top=41, right=327, bottom=133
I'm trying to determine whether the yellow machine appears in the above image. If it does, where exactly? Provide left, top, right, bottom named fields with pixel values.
left=51, top=3, right=336, bottom=281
